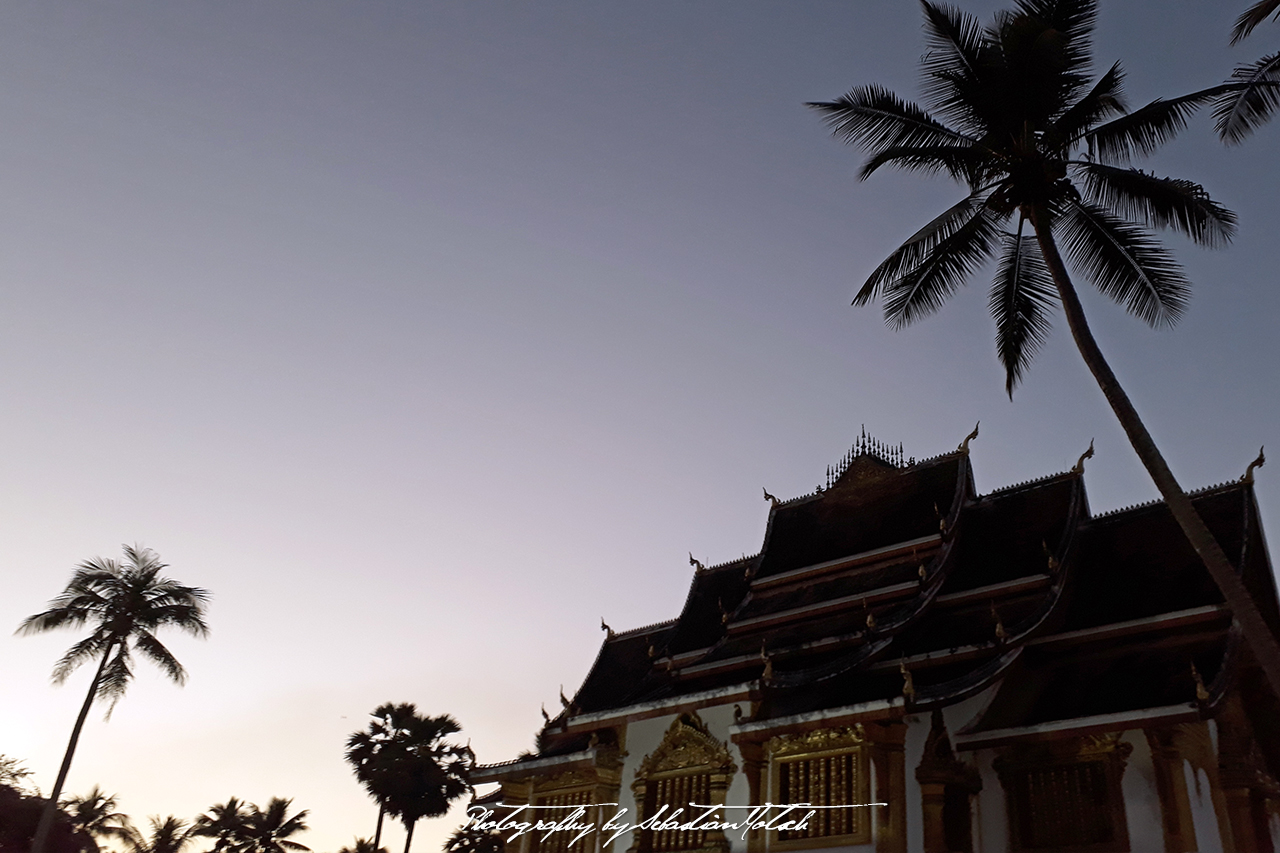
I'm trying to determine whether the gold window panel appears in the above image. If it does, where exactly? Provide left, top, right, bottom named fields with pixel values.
left=766, top=726, right=872, bottom=848
left=995, top=734, right=1133, bottom=853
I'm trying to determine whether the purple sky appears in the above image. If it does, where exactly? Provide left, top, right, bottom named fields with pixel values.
left=2, top=2, right=1278, bottom=851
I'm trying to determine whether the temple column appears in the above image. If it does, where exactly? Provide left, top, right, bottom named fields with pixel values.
left=1145, top=728, right=1196, bottom=853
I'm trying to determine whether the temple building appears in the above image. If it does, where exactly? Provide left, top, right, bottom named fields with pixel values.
left=472, top=432, right=1280, bottom=852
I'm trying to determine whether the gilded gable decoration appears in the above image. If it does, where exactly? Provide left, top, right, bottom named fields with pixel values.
left=630, top=713, right=736, bottom=853
left=636, top=712, right=736, bottom=778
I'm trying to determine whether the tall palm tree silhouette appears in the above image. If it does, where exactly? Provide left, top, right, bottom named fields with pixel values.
left=18, top=545, right=209, bottom=853
left=346, top=704, right=473, bottom=853
left=808, top=0, right=1280, bottom=691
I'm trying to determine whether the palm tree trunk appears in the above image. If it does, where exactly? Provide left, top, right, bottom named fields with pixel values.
left=1027, top=205, right=1280, bottom=696
left=374, top=804, right=385, bottom=850
left=403, top=819, right=416, bottom=853
left=31, top=642, right=115, bottom=853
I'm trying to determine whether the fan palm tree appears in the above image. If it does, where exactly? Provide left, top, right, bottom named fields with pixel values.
left=808, top=0, right=1280, bottom=692
left=17, top=545, right=210, bottom=853
left=193, top=797, right=252, bottom=853
left=382, top=715, right=473, bottom=853
left=1215, top=0, right=1280, bottom=142
left=346, top=705, right=473, bottom=853
left=238, top=798, right=310, bottom=853
left=346, top=704, right=418, bottom=850
left=123, top=816, right=195, bottom=853
left=62, top=786, right=134, bottom=850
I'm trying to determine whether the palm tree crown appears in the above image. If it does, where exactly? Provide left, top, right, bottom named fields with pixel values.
left=193, top=798, right=252, bottom=853
left=19, top=544, right=210, bottom=711
left=809, top=0, right=1280, bottom=696
left=810, top=0, right=1234, bottom=393
left=61, top=786, right=135, bottom=847
left=123, top=816, right=195, bottom=853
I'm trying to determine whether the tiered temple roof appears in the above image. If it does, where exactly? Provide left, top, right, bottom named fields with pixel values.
left=514, top=434, right=1280, bottom=770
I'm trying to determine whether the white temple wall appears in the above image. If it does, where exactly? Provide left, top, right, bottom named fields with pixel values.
left=1185, top=760, right=1225, bottom=853
left=1118, top=731, right=1164, bottom=853
left=902, top=714, right=928, bottom=853
left=972, top=748, right=1007, bottom=853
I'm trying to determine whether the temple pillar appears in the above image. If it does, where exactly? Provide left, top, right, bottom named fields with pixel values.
left=1146, top=728, right=1196, bottom=853
left=870, top=721, right=907, bottom=853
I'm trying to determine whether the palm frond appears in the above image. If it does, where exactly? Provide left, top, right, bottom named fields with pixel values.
left=807, top=85, right=976, bottom=155
left=919, top=2, right=997, bottom=132
left=1014, top=0, right=1098, bottom=67
left=97, top=645, right=135, bottom=716
left=857, top=143, right=989, bottom=183
left=1214, top=53, right=1280, bottom=144
left=991, top=224, right=1057, bottom=395
left=1086, top=86, right=1235, bottom=162
left=51, top=633, right=111, bottom=683
left=1232, top=0, right=1280, bottom=44
left=883, top=205, right=1004, bottom=328
left=855, top=193, right=985, bottom=305
left=1075, top=163, right=1237, bottom=247
left=1054, top=61, right=1126, bottom=145
left=132, top=630, right=189, bottom=685
left=1057, top=201, right=1189, bottom=327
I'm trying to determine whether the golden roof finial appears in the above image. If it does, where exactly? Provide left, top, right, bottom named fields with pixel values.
left=991, top=601, right=1008, bottom=642
left=1191, top=662, right=1210, bottom=702
left=1071, top=439, right=1095, bottom=475
left=689, top=552, right=706, bottom=573
left=900, top=660, right=915, bottom=700
left=760, top=641, right=773, bottom=682
left=763, top=487, right=779, bottom=508
left=958, top=422, right=980, bottom=454
left=1245, top=447, right=1266, bottom=484
left=601, top=617, right=615, bottom=639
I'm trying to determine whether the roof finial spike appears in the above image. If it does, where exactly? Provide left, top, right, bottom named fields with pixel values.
left=900, top=659, right=915, bottom=701
left=958, top=422, right=980, bottom=454
left=1071, top=439, right=1095, bottom=475
left=1244, top=446, right=1266, bottom=484
left=1191, top=661, right=1210, bottom=702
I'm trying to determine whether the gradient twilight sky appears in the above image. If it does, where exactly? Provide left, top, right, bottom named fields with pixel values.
left=2, top=2, right=1277, bottom=851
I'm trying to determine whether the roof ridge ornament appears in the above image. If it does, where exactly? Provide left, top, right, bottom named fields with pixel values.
left=1244, top=446, right=1266, bottom=484
left=763, top=487, right=779, bottom=508
left=601, top=617, right=615, bottom=639
left=958, top=422, right=980, bottom=454
left=1071, top=439, right=1095, bottom=475
left=689, top=552, right=706, bottom=574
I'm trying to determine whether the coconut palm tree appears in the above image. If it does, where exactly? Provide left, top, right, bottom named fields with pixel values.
left=17, top=545, right=210, bottom=853
left=61, top=786, right=134, bottom=849
left=808, top=0, right=1280, bottom=692
left=193, top=797, right=252, bottom=853
left=336, top=839, right=387, bottom=853
left=1215, top=0, right=1280, bottom=142
left=123, top=816, right=195, bottom=853
left=443, top=826, right=504, bottom=853
left=238, top=798, right=310, bottom=853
